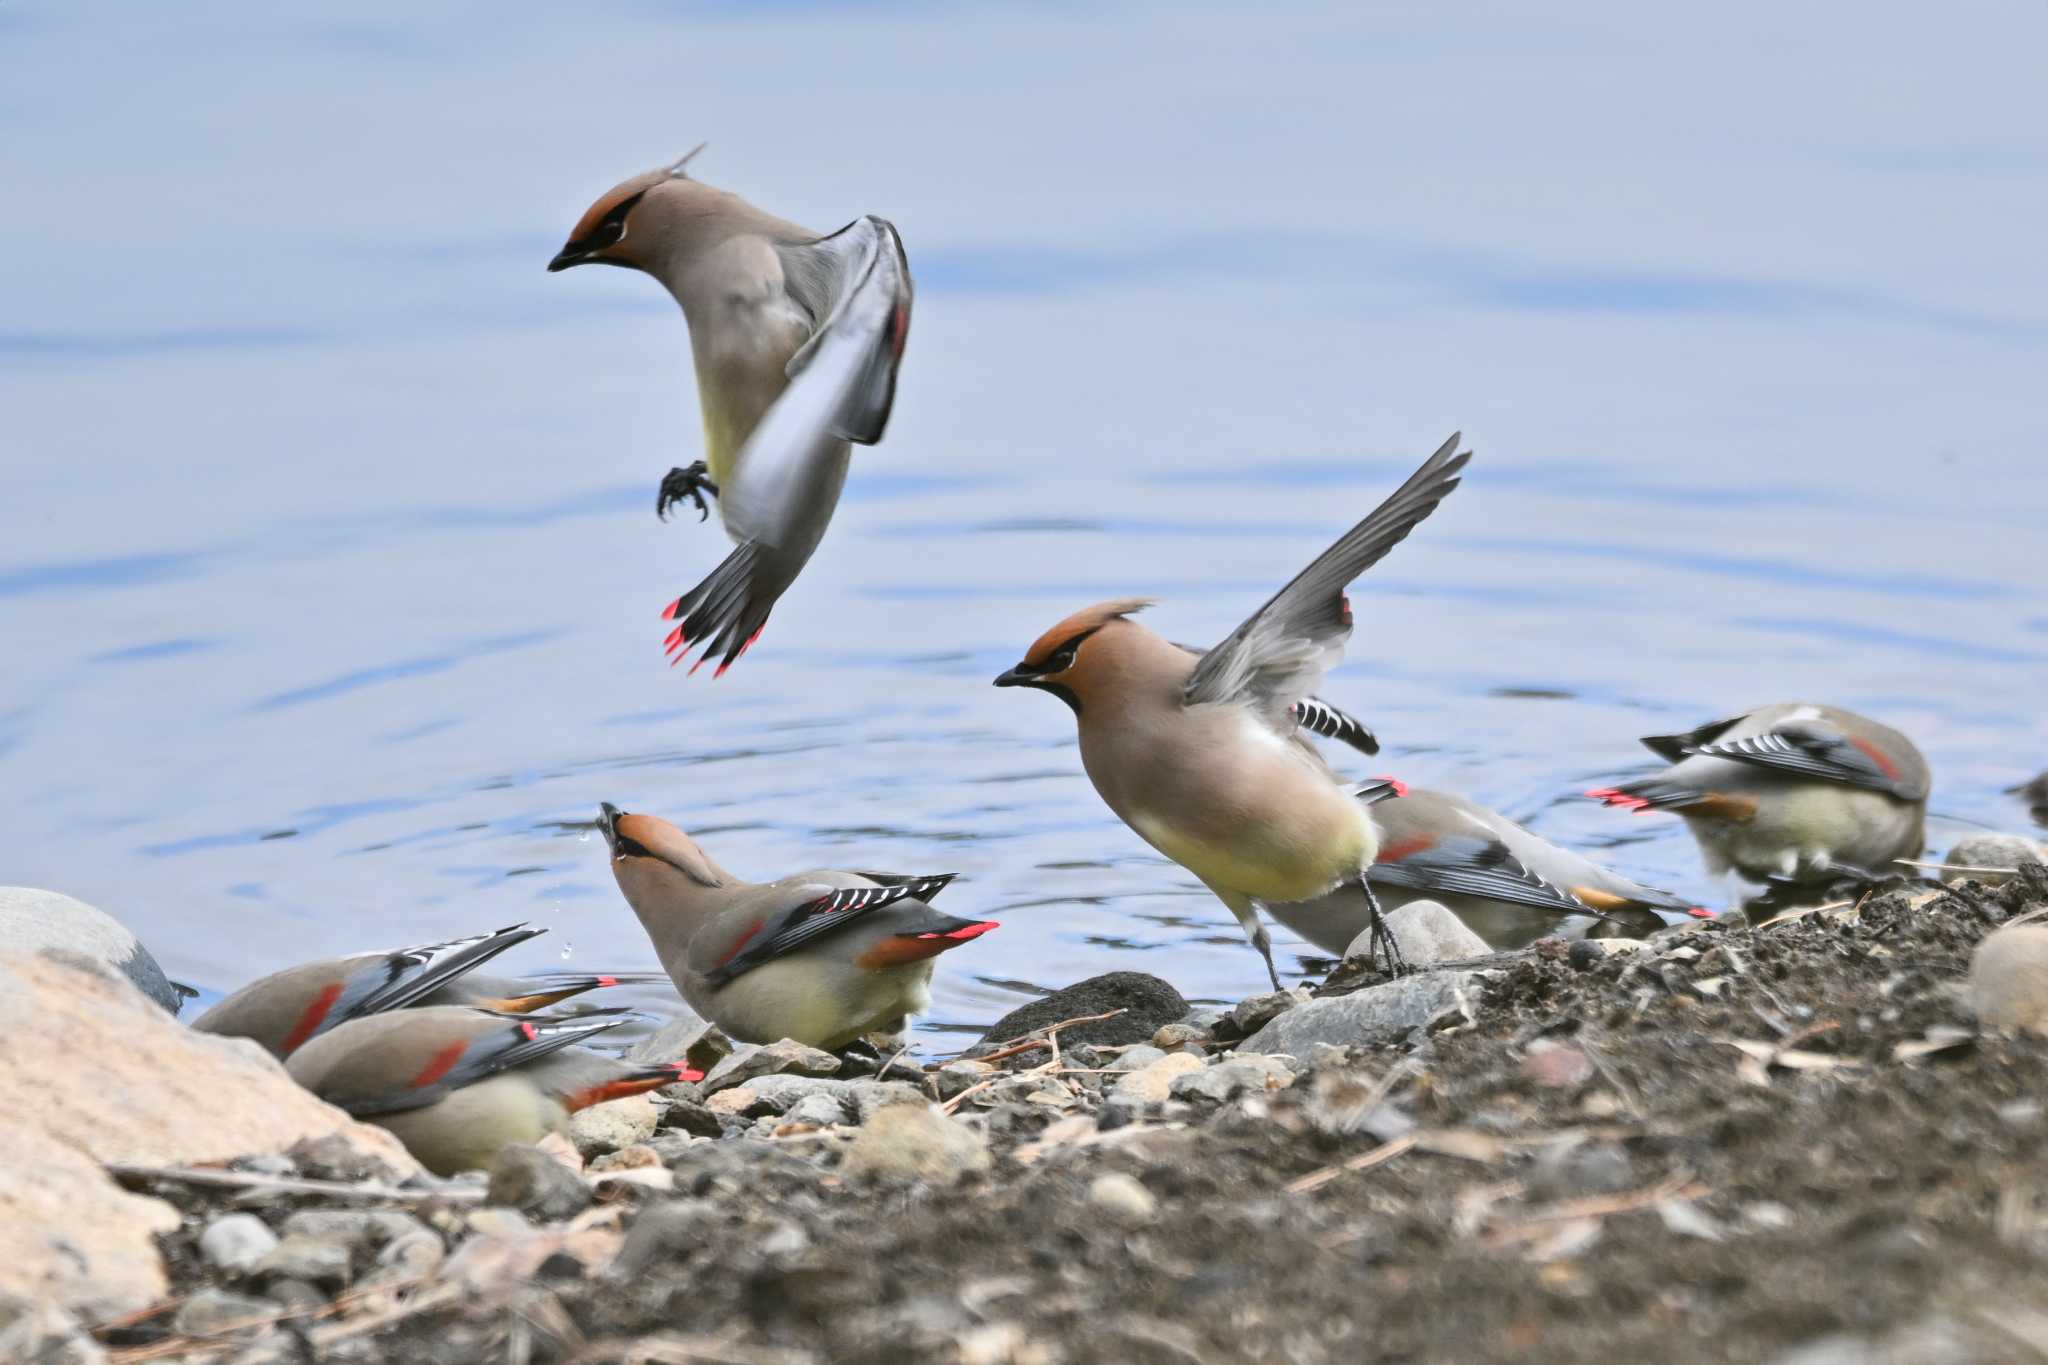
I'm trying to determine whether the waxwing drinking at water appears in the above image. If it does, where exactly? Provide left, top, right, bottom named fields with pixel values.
left=287, top=1006, right=699, bottom=1176
left=193, top=924, right=656, bottom=1059
left=598, top=804, right=997, bottom=1050
left=992, top=433, right=1471, bottom=987
left=1587, top=703, right=1930, bottom=886
left=1265, top=783, right=1711, bottom=954
left=548, top=148, right=913, bottom=675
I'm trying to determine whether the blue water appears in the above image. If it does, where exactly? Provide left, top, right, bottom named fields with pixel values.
left=3, top=3, right=2045, bottom=1044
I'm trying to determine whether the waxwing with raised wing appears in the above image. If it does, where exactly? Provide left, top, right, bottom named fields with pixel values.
left=549, top=149, right=912, bottom=675
left=598, top=803, right=996, bottom=1050
left=285, top=1006, right=700, bottom=1176
left=1587, top=703, right=1930, bottom=886
left=993, top=433, right=1471, bottom=987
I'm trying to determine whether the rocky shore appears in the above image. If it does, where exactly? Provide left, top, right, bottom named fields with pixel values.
left=9, top=867, right=2048, bottom=1363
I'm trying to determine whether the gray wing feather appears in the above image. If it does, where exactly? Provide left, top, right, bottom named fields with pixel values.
left=1184, top=434, right=1470, bottom=713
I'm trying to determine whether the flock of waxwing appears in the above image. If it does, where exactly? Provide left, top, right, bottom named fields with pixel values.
left=192, top=154, right=1938, bottom=1175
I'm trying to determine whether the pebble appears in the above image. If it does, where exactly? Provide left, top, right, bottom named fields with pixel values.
left=198, top=1213, right=279, bottom=1274
left=1170, top=1054, right=1295, bottom=1105
left=487, top=1143, right=593, bottom=1221
left=171, top=1288, right=276, bottom=1337
left=278, top=1209, right=423, bottom=1251
left=568, top=1093, right=661, bottom=1157
left=464, top=1208, right=535, bottom=1241
left=1350, top=899, right=1489, bottom=967
left=707, top=1086, right=759, bottom=1115
left=931, top=1059, right=994, bottom=1099
left=1526, top=1139, right=1633, bottom=1201
left=372, top=1230, right=444, bottom=1281
left=1087, top=1172, right=1158, bottom=1226
left=1225, top=988, right=1308, bottom=1038
left=1521, top=1039, right=1596, bottom=1090
left=1109, top=1052, right=1204, bottom=1104
left=0, top=1303, right=107, bottom=1365
left=1943, top=833, right=2047, bottom=886
left=1969, top=923, right=2048, bottom=1033
left=701, top=1039, right=843, bottom=1093
left=1108, top=1045, right=1166, bottom=1072
left=658, top=1097, right=727, bottom=1138
left=264, top=1278, right=328, bottom=1312
left=838, top=1103, right=992, bottom=1185
left=590, top=1143, right=664, bottom=1171
left=783, top=1092, right=848, bottom=1128
left=1240, top=971, right=1486, bottom=1054
left=1149, top=1022, right=1210, bottom=1052
left=251, top=1235, right=351, bottom=1290
left=609, top=1200, right=717, bottom=1280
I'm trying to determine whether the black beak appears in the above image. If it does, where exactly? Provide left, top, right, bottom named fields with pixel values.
left=993, top=664, right=1037, bottom=688
left=597, top=802, right=624, bottom=853
left=547, top=246, right=590, bottom=273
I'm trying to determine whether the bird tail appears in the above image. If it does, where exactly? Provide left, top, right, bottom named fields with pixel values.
left=660, top=542, right=777, bottom=677
left=565, top=1060, right=705, bottom=1113
left=1585, top=780, right=1708, bottom=814
left=1349, top=776, right=1408, bottom=806
left=486, top=971, right=669, bottom=1014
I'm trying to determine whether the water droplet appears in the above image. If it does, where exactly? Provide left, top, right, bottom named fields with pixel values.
left=578, top=831, right=590, bottom=843
left=559, top=941, right=574, bottom=960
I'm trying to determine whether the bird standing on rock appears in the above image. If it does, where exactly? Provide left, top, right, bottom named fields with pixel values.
left=193, top=923, right=654, bottom=1059
left=598, top=803, right=997, bottom=1050
left=549, top=149, right=913, bottom=675
left=1587, top=703, right=1929, bottom=886
left=1264, top=783, right=1710, bottom=954
left=993, top=434, right=1472, bottom=987
left=287, top=1006, right=699, bottom=1176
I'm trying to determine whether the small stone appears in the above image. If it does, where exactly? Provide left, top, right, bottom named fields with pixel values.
left=1969, top=923, right=2048, bottom=1033
left=1170, top=1054, right=1295, bottom=1105
left=1526, top=1140, right=1632, bottom=1201
left=1744, top=1201, right=1795, bottom=1232
left=568, top=1093, right=661, bottom=1158
left=757, top=1220, right=810, bottom=1257
left=277, top=1210, right=422, bottom=1251
left=199, top=1213, right=279, bottom=1274
left=1997, top=1101, right=2043, bottom=1129
left=706, top=1086, right=759, bottom=1115
left=930, top=1059, right=993, bottom=1100
left=837, top=1103, right=992, bottom=1185
left=1150, top=1022, right=1210, bottom=1052
left=1227, top=989, right=1309, bottom=1037
left=372, top=1231, right=443, bottom=1281
left=263, top=1279, right=327, bottom=1312
left=1943, top=834, right=2048, bottom=886
left=1087, top=1172, right=1158, bottom=1226
left=784, top=1092, right=847, bottom=1128
left=1521, top=1039, right=1596, bottom=1090
left=623, top=1010, right=730, bottom=1073
left=1240, top=971, right=1486, bottom=1054
left=1348, top=900, right=1489, bottom=967
left=172, top=1288, right=277, bottom=1337
left=486, top=1143, right=592, bottom=1221
left=702, top=1039, right=843, bottom=1093
left=609, top=1200, right=716, bottom=1280
left=589, top=1144, right=663, bottom=1173
left=973, top=972, right=1190, bottom=1052
left=464, top=1208, right=534, bottom=1240
left=1108, top=1045, right=1166, bottom=1072
left=0, top=1302, right=108, bottom=1364
left=657, top=1097, right=726, bottom=1138
left=1109, top=1052, right=1204, bottom=1104
left=251, top=1235, right=350, bottom=1290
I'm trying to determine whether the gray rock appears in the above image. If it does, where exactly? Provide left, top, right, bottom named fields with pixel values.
left=251, top=1234, right=350, bottom=1290
left=1087, top=1172, right=1158, bottom=1226
left=1109, top=1052, right=1204, bottom=1104
left=1170, top=1054, right=1296, bottom=1105
left=930, top=1059, right=993, bottom=1100
left=782, top=1093, right=847, bottom=1128
left=198, top=1213, right=279, bottom=1275
left=972, top=972, right=1189, bottom=1052
left=277, top=1209, right=423, bottom=1251
left=568, top=1093, right=660, bottom=1157
left=735, top=1074, right=922, bottom=1123
left=486, top=1143, right=592, bottom=1221
left=371, top=1230, right=444, bottom=1282
left=1969, top=923, right=2048, bottom=1033
left=171, top=1288, right=277, bottom=1337
left=1150, top=1022, right=1211, bottom=1052
left=657, top=1097, right=726, bottom=1138
left=263, top=1279, right=327, bottom=1313
left=701, top=1038, right=842, bottom=1094
left=1225, top=989, right=1308, bottom=1038
left=609, top=1200, right=717, bottom=1280
left=1240, top=971, right=1485, bottom=1055
left=1347, top=900, right=1489, bottom=967
left=1942, top=833, right=2048, bottom=886
left=0, top=888, right=183, bottom=1014
left=838, top=1104, right=992, bottom=1185
left=1108, top=1045, right=1166, bottom=1073
left=623, top=1010, right=730, bottom=1072
left=0, top=1302, right=109, bottom=1364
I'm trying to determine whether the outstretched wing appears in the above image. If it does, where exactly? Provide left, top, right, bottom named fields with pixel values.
left=329, top=1011, right=632, bottom=1118
left=1184, top=434, right=1469, bottom=717
left=700, top=874, right=958, bottom=989
left=335, top=924, right=544, bottom=1030
left=724, top=216, right=913, bottom=550
left=1684, top=721, right=1928, bottom=801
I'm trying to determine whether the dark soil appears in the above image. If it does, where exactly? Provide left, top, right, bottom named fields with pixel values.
left=116, top=872, right=2048, bottom=1363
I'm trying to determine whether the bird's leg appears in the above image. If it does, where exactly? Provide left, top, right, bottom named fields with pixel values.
left=1215, top=888, right=1285, bottom=992
left=1359, top=877, right=1409, bottom=978
left=656, top=461, right=720, bottom=523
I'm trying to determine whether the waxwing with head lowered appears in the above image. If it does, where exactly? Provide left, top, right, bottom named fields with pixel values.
left=994, top=433, right=1471, bottom=987
left=1588, top=703, right=1929, bottom=886
left=286, top=1006, right=700, bottom=1176
left=193, top=924, right=658, bottom=1060
left=598, top=804, right=996, bottom=1050
left=1265, top=782, right=1712, bottom=954
left=549, top=148, right=912, bottom=675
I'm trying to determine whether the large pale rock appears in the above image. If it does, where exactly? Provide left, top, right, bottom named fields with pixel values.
left=1970, top=924, right=2048, bottom=1033
left=1942, top=834, right=2048, bottom=886
left=567, top=1093, right=661, bottom=1158
left=837, top=1103, right=991, bottom=1185
left=0, top=951, right=420, bottom=1320
left=1240, top=971, right=1485, bottom=1056
left=1347, top=900, right=1490, bottom=967
left=0, top=887, right=182, bottom=1014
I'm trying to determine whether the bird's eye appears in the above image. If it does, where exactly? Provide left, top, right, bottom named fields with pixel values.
left=613, top=834, right=652, bottom=859
left=1047, top=646, right=1078, bottom=672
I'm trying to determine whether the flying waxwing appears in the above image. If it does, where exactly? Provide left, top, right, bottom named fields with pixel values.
left=597, top=803, right=995, bottom=1050
left=1264, top=782, right=1711, bottom=954
left=286, top=1006, right=699, bottom=1176
left=993, top=433, right=1471, bottom=986
left=548, top=149, right=913, bottom=675
left=1587, top=703, right=1930, bottom=885
left=193, top=924, right=657, bottom=1059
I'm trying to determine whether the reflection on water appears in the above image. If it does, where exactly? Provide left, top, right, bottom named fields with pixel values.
left=3, top=3, right=2046, bottom=1048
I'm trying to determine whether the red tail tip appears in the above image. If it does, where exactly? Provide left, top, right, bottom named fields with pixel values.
left=660, top=599, right=682, bottom=621
left=1374, top=776, right=1409, bottom=798
left=663, top=626, right=686, bottom=649
left=519, top=1020, right=538, bottom=1041
left=1686, top=907, right=1716, bottom=919
left=668, top=1063, right=705, bottom=1083
left=596, top=975, right=619, bottom=988
left=916, top=920, right=1000, bottom=943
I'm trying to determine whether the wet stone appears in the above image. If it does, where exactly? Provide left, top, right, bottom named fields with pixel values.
left=657, top=1096, right=726, bottom=1138
left=973, top=972, right=1190, bottom=1052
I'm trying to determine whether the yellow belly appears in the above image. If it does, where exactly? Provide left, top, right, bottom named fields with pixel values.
left=1131, top=801, right=1372, bottom=904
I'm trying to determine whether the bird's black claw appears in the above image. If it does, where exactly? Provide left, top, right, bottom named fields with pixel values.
left=656, top=462, right=719, bottom=523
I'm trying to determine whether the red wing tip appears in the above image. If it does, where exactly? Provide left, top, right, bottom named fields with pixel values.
left=663, top=626, right=686, bottom=649
left=519, top=1020, right=538, bottom=1041
left=916, top=920, right=1000, bottom=942
left=668, top=1063, right=706, bottom=1083
left=1374, top=776, right=1410, bottom=798
left=660, top=599, right=683, bottom=621
left=1585, top=788, right=1651, bottom=811
left=596, top=975, right=619, bottom=988
left=1686, top=907, right=1717, bottom=919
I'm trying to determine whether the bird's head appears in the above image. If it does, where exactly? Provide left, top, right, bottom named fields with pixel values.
left=993, top=598, right=1155, bottom=714
left=598, top=803, right=726, bottom=916
left=547, top=145, right=723, bottom=274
